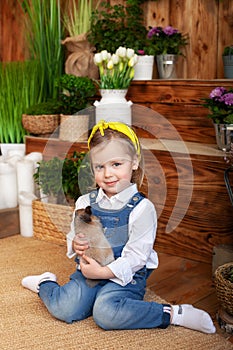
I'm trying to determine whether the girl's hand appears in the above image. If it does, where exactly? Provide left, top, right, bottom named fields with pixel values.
left=72, top=234, right=89, bottom=256
left=80, top=255, right=115, bottom=280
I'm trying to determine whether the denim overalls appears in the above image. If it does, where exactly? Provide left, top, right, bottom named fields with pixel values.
left=38, top=190, right=171, bottom=329
left=90, top=189, right=145, bottom=259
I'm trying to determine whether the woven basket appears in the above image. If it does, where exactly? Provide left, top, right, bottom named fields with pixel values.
left=59, top=114, right=89, bottom=142
left=32, top=200, right=74, bottom=245
left=22, top=114, right=60, bottom=135
left=214, top=262, right=233, bottom=316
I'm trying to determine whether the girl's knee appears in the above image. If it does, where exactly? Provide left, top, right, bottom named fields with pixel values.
left=93, top=297, right=122, bottom=330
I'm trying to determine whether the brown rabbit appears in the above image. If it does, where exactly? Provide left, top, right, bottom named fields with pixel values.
left=74, top=206, right=115, bottom=287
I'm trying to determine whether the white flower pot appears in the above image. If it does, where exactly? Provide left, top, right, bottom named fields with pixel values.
left=133, top=55, right=154, bottom=80
left=94, top=89, right=132, bottom=125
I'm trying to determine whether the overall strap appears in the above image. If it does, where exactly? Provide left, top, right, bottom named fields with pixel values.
left=126, top=192, right=145, bottom=209
left=89, top=189, right=98, bottom=205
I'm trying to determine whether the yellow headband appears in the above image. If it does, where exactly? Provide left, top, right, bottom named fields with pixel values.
left=88, top=120, right=140, bottom=156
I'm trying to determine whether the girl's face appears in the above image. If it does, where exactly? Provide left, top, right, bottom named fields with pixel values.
left=90, top=139, right=139, bottom=198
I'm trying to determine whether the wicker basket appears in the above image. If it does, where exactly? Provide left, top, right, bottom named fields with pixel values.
left=59, top=114, right=89, bottom=142
left=214, top=262, right=233, bottom=316
left=32, top=200, right=74, bottom=245
left=22, top=114, right=60, bottom=135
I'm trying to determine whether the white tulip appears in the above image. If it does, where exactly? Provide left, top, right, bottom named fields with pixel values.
left=116, top=46, right=127, bottom=58
left=101, top=50, right=109, bottom=61
left=128, top=57, right=135, bottom=67
left=111, top=54, right=119, bottom=65
left=94, top=53, right=103, bottom=65
left=126, top=48, right=135, bottom=59
left=132, top=54, right=138, bottom=65
left=107, top=60, right=114, bottom=70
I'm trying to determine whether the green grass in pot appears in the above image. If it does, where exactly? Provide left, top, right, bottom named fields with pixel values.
left=24, top=100, right=63, bottom=115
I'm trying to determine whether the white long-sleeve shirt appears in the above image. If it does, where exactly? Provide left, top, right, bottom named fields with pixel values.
left=66, top=184, right=159, bottom=286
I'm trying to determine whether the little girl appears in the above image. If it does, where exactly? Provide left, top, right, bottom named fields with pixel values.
left=22, top=120, right=215, bottom=334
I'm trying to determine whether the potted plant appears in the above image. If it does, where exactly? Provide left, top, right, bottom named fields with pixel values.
left=93, top=46, right=138, bottom=124
left=87, top=1, right=158, bottom=80
left=56, top=74, right=97, bottom=142
left=56, top=74, right=97, bottom=115
left=22, top=74, right=97, bottom=140
left=20, top=0, right=64, bottom=101
left=147, top=25, right=189, bottom=79
left=61, top=0, right=98, bottom=79
left=32, top=151, right=93, bottom=244
left=222, top=45, right=233, bottom=79
left=0, top=60, right=42, bottom=156
left=88, top=1, right=149, bottom=53
left=33, top=151, right=93, bottom=205
left=202, top=86, right=233, bottom=151
left=22, top=100, right=62, bottom=136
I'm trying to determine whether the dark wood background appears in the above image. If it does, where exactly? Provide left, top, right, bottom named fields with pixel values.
left=1, top=0, right=233, bottom=79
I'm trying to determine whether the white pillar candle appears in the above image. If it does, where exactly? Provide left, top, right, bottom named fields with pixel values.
left=6, top=154, right=23, bottom=169
left=25, top=152, right=43, bottom=197
left=16, top=159, right=35, bottom=195
left=25, top=152, right=43, bottom=167
left=18, top=191, right=37, bottom=237
left=0, top=162, right=18, bottom=209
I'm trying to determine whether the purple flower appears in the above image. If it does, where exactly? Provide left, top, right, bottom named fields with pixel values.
left=219, top=93, right=233, bottom=106
left=147, top=26, right=161, bottom=38
left=209, top=87, right=227, bottom=99
left=163, top=26, right=179, bottom=36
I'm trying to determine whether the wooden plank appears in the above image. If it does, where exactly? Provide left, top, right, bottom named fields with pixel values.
left=25, top=136, right=88, bottom=160
left=146, top=150, right=233, bottom=263
left=127, top=80, right=233, bottom=144
left=151, top=263, right=213, bottom=305
left=0, top=207, right=19, bottom=238
left=1, top=1, right=26, bottom=62
left=217, top=0, right=233, bottom=77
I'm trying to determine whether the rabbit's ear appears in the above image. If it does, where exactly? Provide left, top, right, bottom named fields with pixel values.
left=85, top=206, right=92, bottom=215
left=74, top=209, right=79, bottom=218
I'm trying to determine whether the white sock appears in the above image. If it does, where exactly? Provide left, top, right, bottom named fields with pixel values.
left=21, top=272, right=57, bottom=293
left=171, top=304, right=216, bottom=334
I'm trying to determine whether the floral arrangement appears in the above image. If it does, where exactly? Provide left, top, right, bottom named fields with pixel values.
left=202, top=87, right=233, bottom=124
left=147, top=25, right=188, bottom=56
left=93, top=47, right=138, bottom=89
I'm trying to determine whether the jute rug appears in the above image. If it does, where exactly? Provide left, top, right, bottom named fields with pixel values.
left=1, top=235, right=232, bottom=350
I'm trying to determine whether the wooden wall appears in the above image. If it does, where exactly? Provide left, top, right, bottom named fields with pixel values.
left=1, top=0, right=233, bottom=79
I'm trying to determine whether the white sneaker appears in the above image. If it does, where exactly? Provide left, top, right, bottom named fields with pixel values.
left=21, top=272, right=57, bottom=293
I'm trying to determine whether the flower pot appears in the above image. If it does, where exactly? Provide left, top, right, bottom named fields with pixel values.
left=214, top=123, right=233, bottom=151
left=62, top=33, right=99, bottom=80
left=94, top=89, right=132, bottom=125
left=59, top=114, right=89, bottom=142
left=22, top=114, right=60, bottom=135
left=133, top=55, right=154, bottom=80
left=223, top=55, right=233, bottom=79
left=156, top=54, right=177, bottom=79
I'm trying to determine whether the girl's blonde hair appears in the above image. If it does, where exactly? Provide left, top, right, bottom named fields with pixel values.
left=88, top=127, right=144, bottom=188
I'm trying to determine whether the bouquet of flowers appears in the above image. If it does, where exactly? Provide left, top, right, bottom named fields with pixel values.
left=202, top=87, right=233, bottom=124
left=147, top=25, right=188, bottom=56
left=93, top=47, right=138, bottom=89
